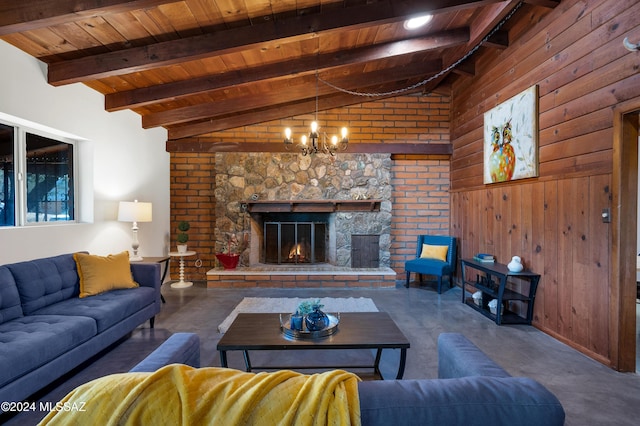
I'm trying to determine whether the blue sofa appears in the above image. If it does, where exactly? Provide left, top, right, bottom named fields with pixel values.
left=132, top=332, right=565, bottom=425
left=0, top=252, right=161, bottom=407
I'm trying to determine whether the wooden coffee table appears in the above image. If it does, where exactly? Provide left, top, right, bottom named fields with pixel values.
left=217, top=312, right=410, bottom=379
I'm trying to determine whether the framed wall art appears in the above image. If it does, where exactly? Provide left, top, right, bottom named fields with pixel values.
left=483, top=85, right=539, bottom=184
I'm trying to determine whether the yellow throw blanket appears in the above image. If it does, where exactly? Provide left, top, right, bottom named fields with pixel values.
left=39, top=365, right=361, bottom=426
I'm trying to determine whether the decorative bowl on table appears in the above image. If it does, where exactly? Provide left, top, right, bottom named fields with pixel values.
left=280, top=313, right=340, bottom=339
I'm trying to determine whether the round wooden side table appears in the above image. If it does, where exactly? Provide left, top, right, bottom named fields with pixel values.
left=168, top=251, right=196, bottom=288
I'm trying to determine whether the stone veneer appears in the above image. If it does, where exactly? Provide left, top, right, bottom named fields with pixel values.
left=213, top=152, right=393, bottom=269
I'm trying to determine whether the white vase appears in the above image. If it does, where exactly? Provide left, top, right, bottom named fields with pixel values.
left=507, top=256, right=523, bottom=272
left=177, top=244, right=187, bottom=253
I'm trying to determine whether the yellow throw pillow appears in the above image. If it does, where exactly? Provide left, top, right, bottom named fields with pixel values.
left=74, top=251, right=138, bottom=298
left=420, top=244, right=449, bottom=261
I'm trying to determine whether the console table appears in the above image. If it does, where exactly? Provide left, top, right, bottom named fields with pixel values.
left=460, top=258, right=540, bottom=325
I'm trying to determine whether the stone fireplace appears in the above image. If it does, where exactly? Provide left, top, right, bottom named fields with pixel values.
left=213, top=153, right=393, bottom=270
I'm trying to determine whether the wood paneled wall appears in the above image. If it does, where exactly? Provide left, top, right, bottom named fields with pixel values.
left=450, top=0, right=638, bottom=367
left=452, top=176, right=611, bottom=362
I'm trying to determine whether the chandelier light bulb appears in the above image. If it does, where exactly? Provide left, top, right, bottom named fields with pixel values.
left=282, top=115, right=348, bottom=155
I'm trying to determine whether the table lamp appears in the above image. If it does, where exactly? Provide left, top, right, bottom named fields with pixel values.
left=118, top=200, right=152, bottom=261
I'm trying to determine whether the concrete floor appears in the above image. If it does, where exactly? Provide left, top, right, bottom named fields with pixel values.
left=5, top=281, right=640, bottom=425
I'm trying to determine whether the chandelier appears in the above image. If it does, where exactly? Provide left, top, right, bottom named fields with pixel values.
left=283, top=72, right=349, bottom=156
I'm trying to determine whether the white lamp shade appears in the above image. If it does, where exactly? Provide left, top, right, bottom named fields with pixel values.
left=118, top=201, right=152, bottom=223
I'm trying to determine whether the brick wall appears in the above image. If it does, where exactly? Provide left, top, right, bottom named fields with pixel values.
left=390, top=157, right=451, bottom=276
left=169, top=93, right=451, bottom=282
left=185, top=93, right=450, bottom=144
left=376, top=94, right=452, bottom=276
left=169, top=154, right=216, bottom=281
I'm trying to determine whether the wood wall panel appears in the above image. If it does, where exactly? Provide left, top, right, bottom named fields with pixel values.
left=451, top=176, right=612, bottom=360
left=449, top=0, right=635, bottom=366
left=571, top=177, right=589, bottom=348
left=452, top=0, right=640, bottom=190
left=543, top=180, right=559, bottom=331
left=590, top=174, right=611, bottom=357
left=529, top=182, right=545, bottom=324
left=556, top=178, right=573, bottom=339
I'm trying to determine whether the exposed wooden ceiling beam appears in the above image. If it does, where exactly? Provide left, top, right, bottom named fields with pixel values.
left=165, top=139, right=453, bottom=155
left=523, top=0, right=560, bottom=7
left=484, top=30, right=509, bottom=49
left=463, top=0, right=521, bottom=54
left=189, top=0, right=554, bottom=140
left=142, top=60, right=442, bottom=128
left=105, top=28, right=469, bottom=112
left=0, top=0, right=179, bottom=36
left=417, top=0, right=522, bottom=98
left=430, top=82, right=452, bottom=96
left=166, top=80, right=428, bottom=139
left=451, top=61, right=475, bottom=77
left=47, top=0, right=502, bottom=85
left=167, top=93, right=359, bottom=140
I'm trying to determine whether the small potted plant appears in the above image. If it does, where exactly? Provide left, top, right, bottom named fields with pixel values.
left=215, top=232, right=242, bottom=269
left=176, top=221, right=190, bottom=253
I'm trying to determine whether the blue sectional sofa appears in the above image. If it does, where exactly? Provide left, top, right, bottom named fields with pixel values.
left=0, top=252, right=161, bottom=407
left=130, top=332, right=565, bottom=425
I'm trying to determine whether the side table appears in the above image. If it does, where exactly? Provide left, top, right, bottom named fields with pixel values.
left=168, top=251, right=196, bottom=288
left=138, top=256, right=170, bottom=303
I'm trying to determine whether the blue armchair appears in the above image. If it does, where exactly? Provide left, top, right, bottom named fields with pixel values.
left=405, top=235, right=456, bottom=293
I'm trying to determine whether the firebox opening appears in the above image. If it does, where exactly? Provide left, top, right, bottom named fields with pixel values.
left=262, top=213, right=329, bottom=265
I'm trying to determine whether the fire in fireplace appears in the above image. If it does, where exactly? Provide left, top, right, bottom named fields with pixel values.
left=263, top=216, right=327, bottom=264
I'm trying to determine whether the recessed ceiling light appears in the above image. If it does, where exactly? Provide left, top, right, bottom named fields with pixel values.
left=404, top=14, right=433, bottom=30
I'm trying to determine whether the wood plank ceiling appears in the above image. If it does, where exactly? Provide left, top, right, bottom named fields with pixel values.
left=0, top=0, right=558, bottom=152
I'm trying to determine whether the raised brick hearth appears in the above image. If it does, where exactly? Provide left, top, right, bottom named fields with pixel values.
left=206, top=265, right=396, bottom=288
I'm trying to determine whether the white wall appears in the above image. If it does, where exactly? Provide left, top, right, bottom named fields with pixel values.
left=0, top=41, right=170, bottom=264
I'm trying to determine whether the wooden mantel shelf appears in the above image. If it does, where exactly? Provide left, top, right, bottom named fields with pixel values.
left=247, top=200, right=381, bottom=213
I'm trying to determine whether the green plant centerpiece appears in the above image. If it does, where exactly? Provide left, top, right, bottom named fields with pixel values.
left=176, top=221, right=190, bottom=252
left=297, top=299, right=323, bottom=315
left=297, top=299, right=329, bottom=331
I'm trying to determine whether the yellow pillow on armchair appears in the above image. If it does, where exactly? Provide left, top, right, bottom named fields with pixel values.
left=420, top=244, right=449, bottom=262
left=74, top=251, right=138, bottom=298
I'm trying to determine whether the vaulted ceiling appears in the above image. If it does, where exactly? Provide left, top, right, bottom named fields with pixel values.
left=1, top=0, right=558, bottom=145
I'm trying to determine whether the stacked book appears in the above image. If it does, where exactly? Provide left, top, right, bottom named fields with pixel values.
left=473, top=253, right=495, bottom=263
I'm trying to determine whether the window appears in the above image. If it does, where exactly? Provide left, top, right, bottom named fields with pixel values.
left=0, top=120, right=77, bottom=227
left=0, top=123, right=15, bottom=226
